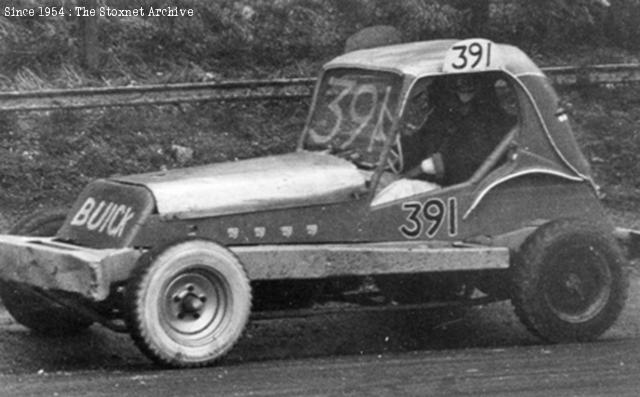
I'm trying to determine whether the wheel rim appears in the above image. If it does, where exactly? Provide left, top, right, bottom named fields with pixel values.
left=543, top=243, right=612, bottom=323
left=160, top=266, right=231, bottom=346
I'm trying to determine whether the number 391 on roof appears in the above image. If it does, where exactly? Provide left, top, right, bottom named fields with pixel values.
left=443, top=38, right=504, bottom=73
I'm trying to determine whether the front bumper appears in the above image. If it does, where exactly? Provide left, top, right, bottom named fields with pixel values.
left=0, top=235, right=141, bottom=301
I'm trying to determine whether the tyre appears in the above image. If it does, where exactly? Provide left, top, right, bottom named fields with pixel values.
left=511, top=218, right=628, bottom=343
left=125, top=239, right=251, bottom=368
left=9, top=207, right=68, bottom=236
left=0, top=208, right=94, bottom=335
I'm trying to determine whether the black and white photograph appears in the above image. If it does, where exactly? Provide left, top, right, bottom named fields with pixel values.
left=0, top=0, right=640, bottom=395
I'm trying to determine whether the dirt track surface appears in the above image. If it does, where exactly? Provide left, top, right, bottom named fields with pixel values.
left=2, top=339, right=640, bottom=397
left=0, top=269, right=639, bottom=396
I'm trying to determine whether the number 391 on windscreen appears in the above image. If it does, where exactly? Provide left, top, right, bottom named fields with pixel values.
left=443, top=38, right=504, bottom=73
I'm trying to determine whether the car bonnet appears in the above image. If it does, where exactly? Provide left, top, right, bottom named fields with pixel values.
left=113, top=151, right=367, bottom=219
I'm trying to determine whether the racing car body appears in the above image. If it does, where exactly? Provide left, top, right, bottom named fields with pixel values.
left=0, top=38, right=635, bottom=368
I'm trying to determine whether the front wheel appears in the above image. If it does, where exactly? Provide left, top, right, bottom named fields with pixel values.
left=511, top=218, right=628, bottom=343
left=125, top=239, right=251, bottom=368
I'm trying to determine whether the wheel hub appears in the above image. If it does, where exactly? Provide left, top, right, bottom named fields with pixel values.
left=564, top=273, right=585, bottom=300
left=172, top=284, right=208, bottom=319
left=181, top=294, right=205, bottom=314
left=164, top=273, right=223, bottom=334
left=545, top=249, right=612, bottom=324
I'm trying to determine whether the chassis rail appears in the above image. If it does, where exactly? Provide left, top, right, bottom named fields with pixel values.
left=250, top=294, right=502, bottom=321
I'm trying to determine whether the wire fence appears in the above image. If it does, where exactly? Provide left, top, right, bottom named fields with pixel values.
left=1, top=64, right=639, bottom=112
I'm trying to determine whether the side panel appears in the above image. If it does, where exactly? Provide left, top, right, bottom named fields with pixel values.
left=369, top=175, right=609, bottom=242
left=129, top=176, right=607, bottom=248
left=130, top=198, right=372, bottom=248
left=519, top=75, right=592, bottom=177
left=462, top=175, right=611, bottom=237
left=369, top=185, right=472, bottom=242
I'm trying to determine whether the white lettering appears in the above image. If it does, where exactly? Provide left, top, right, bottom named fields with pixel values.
left=115, top=208, right=135, bottom=237
left=146, top=6, right=192, bottom=17
left=98, top=204, right=117, bottom=233
left=74, top=6, right=95, bottom=16
left=70, top=198, right=96, bottom=226
left=4, top=7, right=36, bottom=17
left=107, top=205, right=126, bottom=236
left=86, top=201, right=108, bottom=230
left=69, top=198, right=136, bottom=238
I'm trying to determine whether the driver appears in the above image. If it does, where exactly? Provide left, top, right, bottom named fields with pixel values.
left=372, top=73, right=515, bottom=206
left=408, top=74, right=515, bottom=185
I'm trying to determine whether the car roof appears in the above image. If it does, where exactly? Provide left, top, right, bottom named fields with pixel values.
left=324, top=39, right=543, bottom=78
left=321, top=38, right=595, bottom=209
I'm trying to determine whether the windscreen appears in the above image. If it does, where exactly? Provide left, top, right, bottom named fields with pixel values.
left=303, top=69, right=404, bottom=168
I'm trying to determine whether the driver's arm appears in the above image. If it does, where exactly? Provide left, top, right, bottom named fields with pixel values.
left=420, top=157, right=437, bottom=174
left=404, top=153, right=445, bottom=179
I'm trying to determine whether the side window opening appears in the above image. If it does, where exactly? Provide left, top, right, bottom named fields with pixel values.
left=400, top=72, right=519, bottom=186
left=466, top=76, right=520, bottom=181
left=494, top=77, right=520, bottom=120
left=372, top=72, right=520, bottom=206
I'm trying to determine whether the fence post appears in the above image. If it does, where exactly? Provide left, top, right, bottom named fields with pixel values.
left=79, top=0, right=99, bottom=72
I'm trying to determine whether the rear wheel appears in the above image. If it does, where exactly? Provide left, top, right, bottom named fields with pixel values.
left=511, top=219, right=628, bottom=343
left=125, top=239, right=251, bottom=368
left=0, top=208, right=94, bottom=335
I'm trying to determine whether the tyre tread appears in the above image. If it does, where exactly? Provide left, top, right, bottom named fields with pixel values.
left=511, top=218, right=629, bottom=343
left=125, top=238, right=251, bottom=368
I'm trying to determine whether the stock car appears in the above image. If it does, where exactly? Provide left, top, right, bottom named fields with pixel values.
left=0, top=38, right=637, bottom=368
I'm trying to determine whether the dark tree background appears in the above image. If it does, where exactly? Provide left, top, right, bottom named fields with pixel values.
left=0, top=0, right=639, bottom=214
left=0, top=0, right=638, bottom=88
